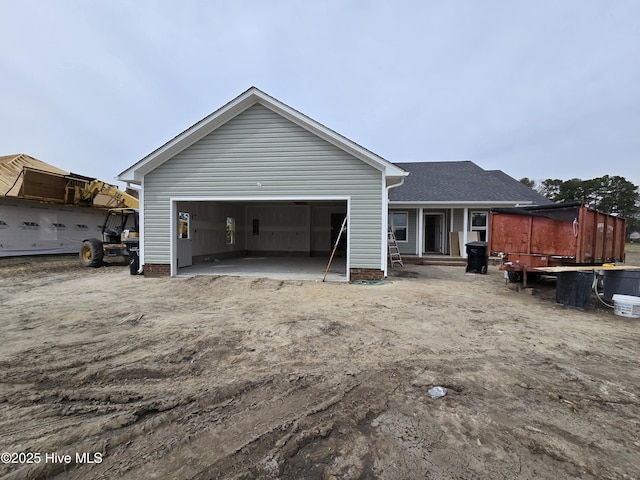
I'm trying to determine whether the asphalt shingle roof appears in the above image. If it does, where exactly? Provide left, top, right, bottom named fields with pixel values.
left=389, top=161, right=552, bottom=204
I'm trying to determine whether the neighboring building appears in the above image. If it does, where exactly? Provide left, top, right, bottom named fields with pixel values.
left=117, top=87, right=551, bottom=279
left=389, top=161, right=553, bottom=257
left=0, top=154, right=109, bottom=256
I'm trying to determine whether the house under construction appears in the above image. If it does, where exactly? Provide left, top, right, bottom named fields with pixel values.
left=0, top=153, right=136, bottom=257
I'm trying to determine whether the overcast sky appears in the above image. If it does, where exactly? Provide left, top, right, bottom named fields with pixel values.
left=2, top=0, right=639, bottom=189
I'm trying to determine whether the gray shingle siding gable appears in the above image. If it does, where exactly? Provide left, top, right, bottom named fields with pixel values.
left=143, top=104, right=384, bottom=267
left=390, top=161, right=552, bottom=204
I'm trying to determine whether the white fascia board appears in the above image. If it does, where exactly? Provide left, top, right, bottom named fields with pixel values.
left=388, top=200, right=535, bottom=209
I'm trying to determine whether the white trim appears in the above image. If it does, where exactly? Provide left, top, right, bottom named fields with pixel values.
left=450, top=208, right=454, bottom=255
left=470, top=210, right=489, bottom=239
left=346, top=209, right=351, bottom=280
left=384, top=176, right=406, bottom=276
left=462, top=207, right=469, bottom=258
left=170, top=199, right=176, bottom=276
left=388, top=211, right=409, bottom=243
left=423, top=212, right=446, bottom=254
left=169, top=195, right=350, bottom=202
left=168, top=195, right=351, bottom=278
left=138, top=177, right=145, bottom=273
left=382, top=181, right=388, bottom=276
left=417, top=208, right=424, bottom=257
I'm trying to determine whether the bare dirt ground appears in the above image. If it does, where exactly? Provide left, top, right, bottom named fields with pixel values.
left=1, top=252, right=640, bottom=480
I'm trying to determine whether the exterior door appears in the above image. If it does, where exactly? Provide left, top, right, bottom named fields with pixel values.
left=177, top=211, right=192, bottom=268
left=424, top=214, right=443, bottom=253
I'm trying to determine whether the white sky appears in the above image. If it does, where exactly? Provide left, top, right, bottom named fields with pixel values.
left=2, top=0, right=639, bottom=188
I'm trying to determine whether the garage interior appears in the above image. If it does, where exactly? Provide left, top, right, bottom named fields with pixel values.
left=174, top=200, right=348, bottom=281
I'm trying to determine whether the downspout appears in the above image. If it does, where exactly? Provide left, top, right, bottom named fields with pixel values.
left=138, top=177, right=145, bottom=274
left=170, top=199, right=176, bottom=276
left=385, top=177, right=406, bottom=277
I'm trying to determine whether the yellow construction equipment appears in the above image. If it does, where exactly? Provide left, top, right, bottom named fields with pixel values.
left=68, top=180, right=140, bottom=270
left=79, top=208, right=139, bottom=270
left=65, top=180, right=139, bottom=209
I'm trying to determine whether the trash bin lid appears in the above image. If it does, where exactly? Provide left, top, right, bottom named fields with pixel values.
left=465, top=241, right=488, bottom=247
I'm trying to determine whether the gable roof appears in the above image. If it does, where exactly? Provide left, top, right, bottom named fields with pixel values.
left=0, top=153, right=67, bottom=196
left=118, top=86, right=407, bottom=183
left=389, top=161, right=552, bottom=205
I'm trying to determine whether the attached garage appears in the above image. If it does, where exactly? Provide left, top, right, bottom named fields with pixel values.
left=117, top=87, right=407, bottom=281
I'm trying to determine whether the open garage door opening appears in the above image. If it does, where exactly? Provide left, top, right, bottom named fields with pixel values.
left=173, top=199, right=348, bottom=281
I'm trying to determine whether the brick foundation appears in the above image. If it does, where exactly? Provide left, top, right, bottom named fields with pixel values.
left=144, top=264, right=171, bottom=277
left=350, top=268, right=384, bottom=282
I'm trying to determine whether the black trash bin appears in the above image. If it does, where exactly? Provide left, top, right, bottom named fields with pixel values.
left=556, top=271, right=594, bottom=309
left=124, top=240, right=140, bottom=275
left=465, top=241, right=488, bottom=274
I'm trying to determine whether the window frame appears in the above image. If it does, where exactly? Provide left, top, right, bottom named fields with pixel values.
left=388, top=211, right=409, bottom=243
left=470, top=210, right=488, bottom=241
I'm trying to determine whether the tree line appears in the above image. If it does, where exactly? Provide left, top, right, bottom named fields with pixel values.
left=520, top=176, right=640, bottom=236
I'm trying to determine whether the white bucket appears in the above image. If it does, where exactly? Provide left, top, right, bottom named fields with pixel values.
left=612, top=294, right=640, bottom=318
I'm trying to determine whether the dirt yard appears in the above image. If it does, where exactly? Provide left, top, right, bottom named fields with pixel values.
left=1, top=252, right=639, bottom=480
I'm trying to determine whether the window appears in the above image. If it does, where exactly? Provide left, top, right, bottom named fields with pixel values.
left=252, top=218, right=259, bottom=236
left=226, top=217, right=235, bottom=245
left=388, top=212, right=408, bottom=242
left=178, top=212, right=190, bottom=239
left=470, top=211, right=488, bottom=241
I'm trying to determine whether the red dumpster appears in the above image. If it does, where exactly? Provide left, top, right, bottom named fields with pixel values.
left=489, top=202, right=626, bottom=282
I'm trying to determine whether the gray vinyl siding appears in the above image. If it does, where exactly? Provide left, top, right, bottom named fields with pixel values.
left=144, top=104, right=383, bottom=268
left=406, top=210, right=418, bottom=254
left=452, top=209, right=465, bottom=232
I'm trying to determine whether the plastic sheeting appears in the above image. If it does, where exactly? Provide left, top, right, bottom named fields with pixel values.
left=0, top=198, right=107, bottom=257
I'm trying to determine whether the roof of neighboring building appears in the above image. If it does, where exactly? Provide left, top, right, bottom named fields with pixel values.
left=0, top=153, right=68, bottom=196
left=117, top=86, right=408, bottom=184
left=389, top=161, right=553, bottom=204
left=1, top=153, right=130, bottom=208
